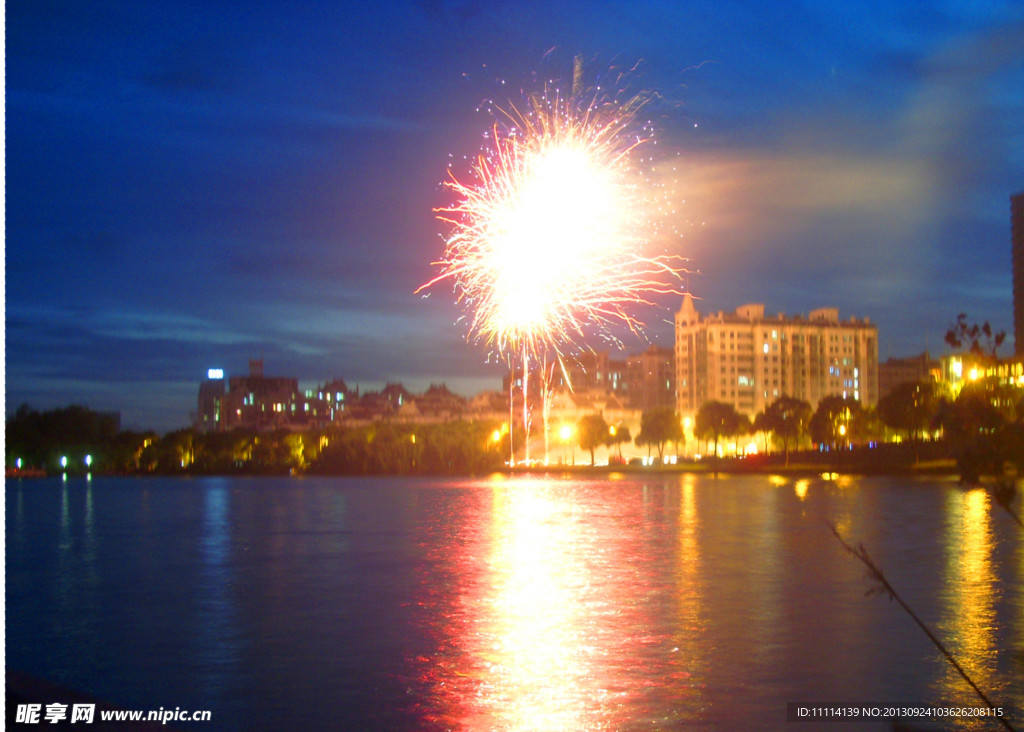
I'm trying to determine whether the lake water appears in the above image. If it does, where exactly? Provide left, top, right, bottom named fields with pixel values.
left=6, top=473, right=1023, bottom=730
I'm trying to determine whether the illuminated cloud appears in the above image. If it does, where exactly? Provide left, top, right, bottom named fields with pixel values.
left=669, top=19, right=1023, bottom=347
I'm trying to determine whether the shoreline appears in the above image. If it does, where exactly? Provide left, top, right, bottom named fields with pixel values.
left=5, top=458, right=971, bottom=481
left=502, top=458, right=963, bottom=479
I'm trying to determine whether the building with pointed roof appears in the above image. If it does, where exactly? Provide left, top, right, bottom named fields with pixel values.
left=674, top=294, right=878, bottom=422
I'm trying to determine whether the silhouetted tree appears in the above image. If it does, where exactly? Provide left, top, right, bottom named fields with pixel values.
left=309, top=421, right=504, bottom=475
left=6, top=404, right=121, bottom=469
left=945, top=313, right=1006, bottom=360
left=577, top=413, right=610, bottom=466
left=607, top=423, right=631, bottom=461
left=695, top=401, right=748, bottom=459
left=877, top=381, right=940, bottom=441
left=752, top=411, right=772, bottom=454
left=809, top=395, right=864, bottom=449
left=635, top=406, right=683, bottom=460
left=105, top=431, right=157, bottom=472
left=757, top=395, right=812, bottom=465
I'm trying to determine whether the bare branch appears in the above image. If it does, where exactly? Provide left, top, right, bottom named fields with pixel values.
left=827, top=522, right=1015, bottom=731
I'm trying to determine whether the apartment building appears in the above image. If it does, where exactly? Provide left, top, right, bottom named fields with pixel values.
left=675, top=295, right=878, bottom=421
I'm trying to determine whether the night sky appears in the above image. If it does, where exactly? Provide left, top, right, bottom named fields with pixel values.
left=6, top=1, right=1024, bottom=432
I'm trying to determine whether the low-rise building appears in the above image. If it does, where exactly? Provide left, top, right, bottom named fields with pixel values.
left=878, top=352, right=940, bottom=400
left=225, top=359, right=301, bottom=431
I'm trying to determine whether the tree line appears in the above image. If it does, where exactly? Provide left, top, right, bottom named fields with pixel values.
left=689, top=376, right=1023, bottom=478
left=7, top=370, right=1022, bottom=478
left=4, top=405, right=509, bottom=475
left=562, top=374, right=1022, bottom=479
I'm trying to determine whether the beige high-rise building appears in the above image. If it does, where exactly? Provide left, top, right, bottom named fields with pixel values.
left=674, top=295, right=878, bottom=421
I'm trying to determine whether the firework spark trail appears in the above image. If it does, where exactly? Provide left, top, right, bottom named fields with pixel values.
left=419, top=63, right=685, bottom=461
left=421, top=85, right=682, bottom=355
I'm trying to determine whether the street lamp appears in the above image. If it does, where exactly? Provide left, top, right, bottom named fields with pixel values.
left=559, top=424, right=575, bottom=466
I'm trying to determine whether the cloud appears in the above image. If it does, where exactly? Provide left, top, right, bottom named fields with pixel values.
left=670, top=19, right=1023, bottom=327
left=674, top=146, right=939, bottom=282
left=87, top=310, right=254, bottom=345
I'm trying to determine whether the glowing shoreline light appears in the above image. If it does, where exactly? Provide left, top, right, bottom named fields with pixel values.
left=419, top=60, right=684, bottom=462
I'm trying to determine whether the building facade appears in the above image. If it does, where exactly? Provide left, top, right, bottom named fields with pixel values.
left=197, top=361, right=496, bottom=431
left=625, top=345, right=675, bottom=411
left=674, top=295, right=878, bottom=421
left=224, top=359, right=301, bottom=431
left=877, top=352, right=940, bottom=400
left=940, top=352, right=1024, bottom=395
left=501, top=345, right=675, bottom=414
left=197, top=369, right=227, bottom=432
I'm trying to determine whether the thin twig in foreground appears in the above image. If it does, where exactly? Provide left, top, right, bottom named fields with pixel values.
left=827, top=522, right=1015, bottom=732
left=992, top=480, right=1024, bottom=529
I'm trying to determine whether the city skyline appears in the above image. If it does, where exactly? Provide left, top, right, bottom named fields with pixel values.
left=6, top=1, right=1024, bottom=432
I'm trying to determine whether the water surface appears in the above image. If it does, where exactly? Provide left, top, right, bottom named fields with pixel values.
left=6, top=474, right=1022, bottom=730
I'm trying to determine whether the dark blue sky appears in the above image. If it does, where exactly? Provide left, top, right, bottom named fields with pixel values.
left=6, top=1, right=1024, bottom=432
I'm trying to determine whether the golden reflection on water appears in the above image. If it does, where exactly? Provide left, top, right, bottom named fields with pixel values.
left=421, top=478, right=699, bottom=730
left=939, top=488, right=997, bottom=706
left=479, top=484, right=595, bottom=730
left=674, top=475, right=705, bottom=713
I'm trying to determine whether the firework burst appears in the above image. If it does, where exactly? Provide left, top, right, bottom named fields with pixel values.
left=419, top=60, right=684, bottom=463
left=420, top=63, right=683, bottom=361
